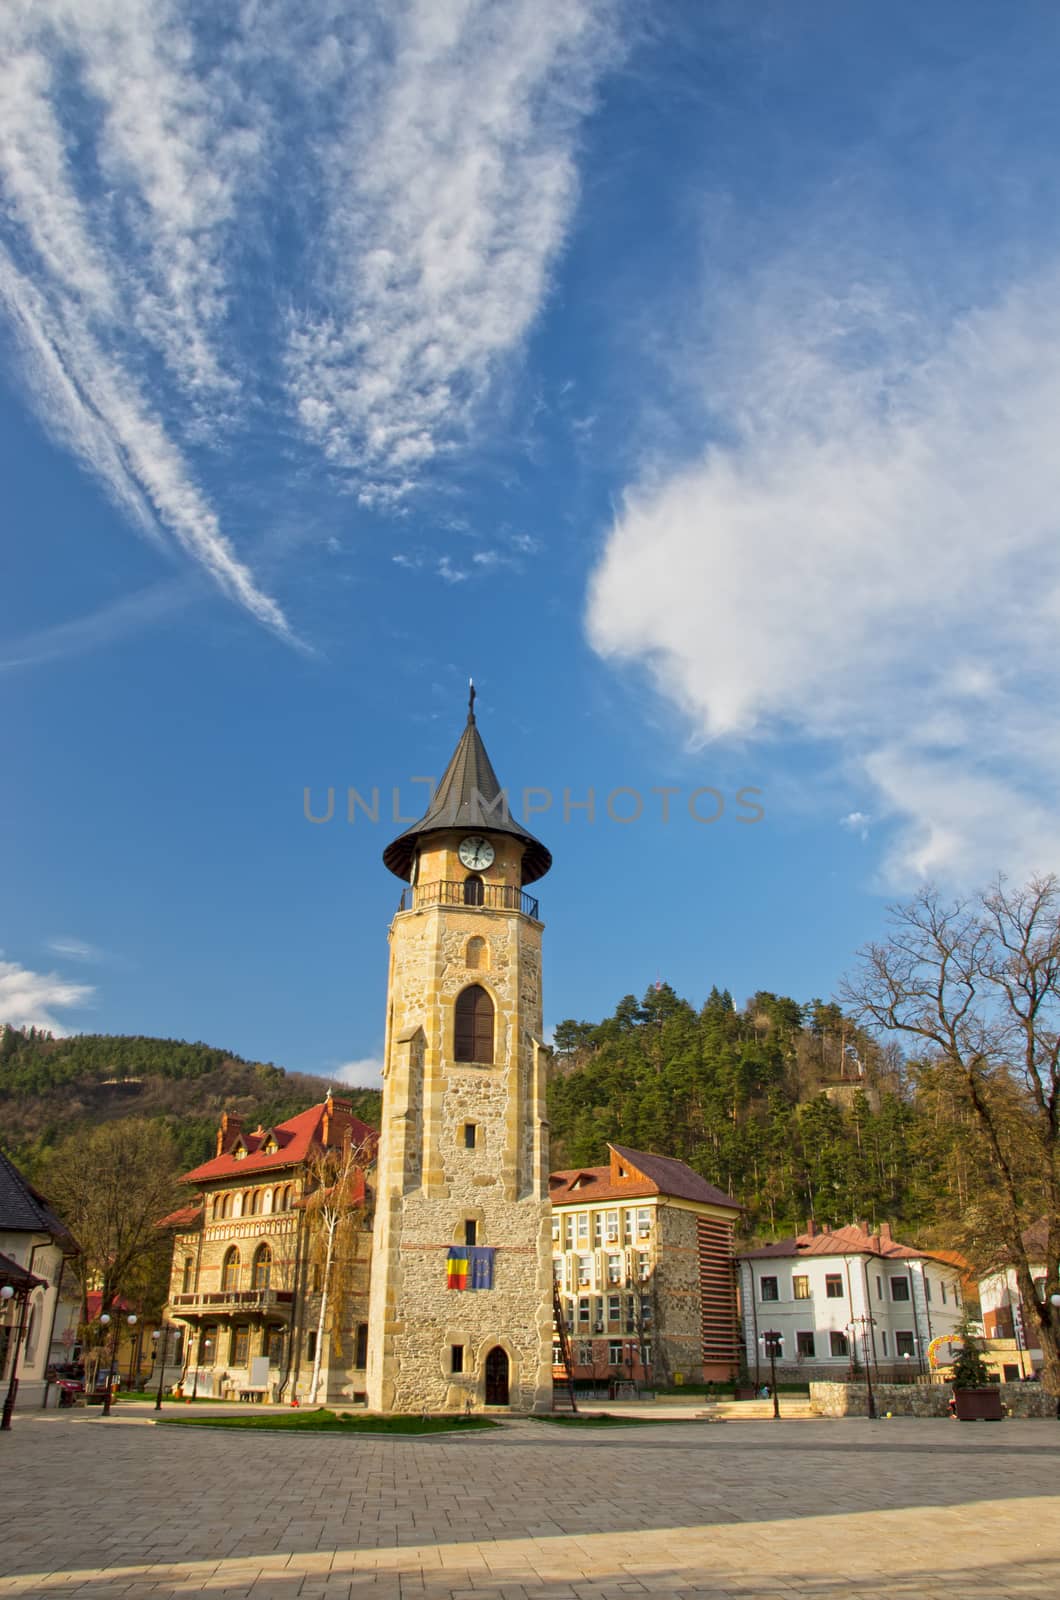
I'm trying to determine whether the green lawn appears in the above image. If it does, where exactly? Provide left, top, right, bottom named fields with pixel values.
left=116, top=1391, right=216, bottom=1403
left=157, top=1408, right=502, bottom=1434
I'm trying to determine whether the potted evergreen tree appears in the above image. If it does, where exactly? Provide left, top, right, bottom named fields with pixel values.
left=950, top=1320, right=1003, bottom=1421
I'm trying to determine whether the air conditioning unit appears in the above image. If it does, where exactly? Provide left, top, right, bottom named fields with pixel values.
left=593, top=1322, right=604, bottom=1334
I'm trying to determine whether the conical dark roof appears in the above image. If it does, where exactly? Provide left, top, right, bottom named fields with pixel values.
left=383, top=698, right=551, bottom=884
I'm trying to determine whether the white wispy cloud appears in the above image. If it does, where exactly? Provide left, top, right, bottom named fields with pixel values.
left=332, top=1055, right=384, bottom=1089
left=0, top=2, right=289, bottom=634
left=46, top=938, right=102, bottom=962
left=0, top=956, right=94, bottom=1034
left=1, top=1, right=616, bottom=642
left=285, top=0, right=615, bottom=495
left=588, top=258, right=1060, bottom=888
left=0, top=578, right=194, bottom=672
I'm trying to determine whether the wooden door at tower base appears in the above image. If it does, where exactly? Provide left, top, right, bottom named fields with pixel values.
left=484, top=1346, right=509, bottom=1405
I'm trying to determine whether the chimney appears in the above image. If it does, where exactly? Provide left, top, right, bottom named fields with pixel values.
left=879, top=1222, right=893, bottom=1245
left=216, top=1110, right=243, bottom=1156
left=805, top=1219, right=818, bottom=1237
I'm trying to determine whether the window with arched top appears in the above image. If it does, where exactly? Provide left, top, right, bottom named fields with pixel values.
left=454, top=984, right=494, bottom=1063
left=466, top=936, right=487, bottom=970
left=221, top=1246, right=241, bottom=1292
left=182, top=1256, right=194, bottom=1295
left=232, top=1192, right=244, bottom=1219
left=211, top=1195, right=221, bottom=1220
left=262, top=1188, right=273, bottom=1215
left=252, top=1243, right=272, bottom=1291
left=250, top=1189, right=262, bottom=1216
left=221, top=1193, right=233, bottom=1219
left=463, top=874, right=484, bottom=906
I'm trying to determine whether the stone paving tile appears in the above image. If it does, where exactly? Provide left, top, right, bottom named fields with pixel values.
left=2, top=1414, right=1059, bottom=1598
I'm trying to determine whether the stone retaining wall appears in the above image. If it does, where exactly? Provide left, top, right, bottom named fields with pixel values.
left=810, top=1380, right=1056, bottom=1418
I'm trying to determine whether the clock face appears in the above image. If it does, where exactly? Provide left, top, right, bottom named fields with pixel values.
left=458, top=835, right=495, bottom=871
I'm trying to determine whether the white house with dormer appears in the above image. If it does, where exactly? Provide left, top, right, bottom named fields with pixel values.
left=736, top=1222, right=964, bottom=1382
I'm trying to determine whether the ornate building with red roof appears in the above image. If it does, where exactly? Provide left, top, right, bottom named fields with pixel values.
left=164, top=1093, right=375, bottom=1403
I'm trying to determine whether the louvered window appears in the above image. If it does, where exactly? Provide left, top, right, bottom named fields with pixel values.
left=454, top=984, right=494, bottom=1063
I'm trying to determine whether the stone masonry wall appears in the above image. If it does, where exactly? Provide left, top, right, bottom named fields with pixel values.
left=367, top=831, right=553, bottom=1414
left=810, top=1380, right=1057, bottom=1418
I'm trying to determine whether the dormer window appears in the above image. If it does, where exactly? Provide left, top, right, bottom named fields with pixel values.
left=234, top=1146, right=247, bottom=1160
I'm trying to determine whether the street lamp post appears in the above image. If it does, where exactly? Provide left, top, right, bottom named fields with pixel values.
left=1, top=1282, right=31, bottom=1431
left=126, top=1316, right=141, bottom=1391
left=762, top=1331, right=782, bottom=1419
left=152, top=1325, right=172, bottom=1411
left=848, top=1316, right=877, bottom=1419
left=100, top=1313, right=136, bottom=1417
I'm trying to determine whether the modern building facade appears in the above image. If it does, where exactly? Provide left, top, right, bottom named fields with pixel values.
left=366, top=694, right=554, bottom=1412
left=164, top=1095, right=375, bottom=1402
left=737, top=1222, right=964, bottom=1382
left=550, top=1145, right=741, bottom=1386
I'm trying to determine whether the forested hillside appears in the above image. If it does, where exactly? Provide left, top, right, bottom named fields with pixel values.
left=2, top=981, right=992, bottom=1254
left=0, top=1026, right=381, bottom=1172
left=547, top=983, right=984, bottom=1247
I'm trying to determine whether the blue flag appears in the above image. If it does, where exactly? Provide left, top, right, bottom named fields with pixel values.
left=468, top=1246, right=495, bottom=1290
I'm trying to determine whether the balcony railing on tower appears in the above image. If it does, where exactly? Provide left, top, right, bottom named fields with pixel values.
left=397, top=879, right=539, bottom=919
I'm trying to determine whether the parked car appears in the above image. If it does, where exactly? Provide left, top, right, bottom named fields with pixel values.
left=46, top=1361, right=85, bottom=1382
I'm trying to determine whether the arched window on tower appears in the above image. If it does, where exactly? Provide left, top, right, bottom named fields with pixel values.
left=454, top=984, right=494, bottom=1064
left=463, top=874, right=484, bottom=906
left=221, top=1246, right=241, bottom=1293
left=252, top=1243, right=272, bottom=1291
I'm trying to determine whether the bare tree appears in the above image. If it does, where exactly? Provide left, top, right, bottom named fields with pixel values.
left=841, top=876, right=1060, bottom=1393
left=301, top=1135, right=372, bottom=1404
left=33, top=1118, right=182, bottom=1322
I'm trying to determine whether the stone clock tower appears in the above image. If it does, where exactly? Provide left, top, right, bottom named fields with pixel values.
left=365, top=691, right=554, bottom=1412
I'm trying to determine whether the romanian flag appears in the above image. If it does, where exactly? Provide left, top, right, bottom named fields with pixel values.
left=446, top=1246, right=469, bottom=1289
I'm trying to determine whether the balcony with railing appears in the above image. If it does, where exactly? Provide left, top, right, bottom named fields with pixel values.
left=170, top=1288, right=294, bottom=1316
left=397, top=879, right=539, bottom=919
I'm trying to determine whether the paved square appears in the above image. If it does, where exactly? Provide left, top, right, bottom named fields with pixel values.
left=2, top=1410, right=1058, bottom=1599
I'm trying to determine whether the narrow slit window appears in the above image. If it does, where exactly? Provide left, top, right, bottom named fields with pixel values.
left=464, top=1123, right=477, bottom=1149
left=464, top=1219, right=477, bottom=1247
left=451, top=1344, right=464, bottom=1374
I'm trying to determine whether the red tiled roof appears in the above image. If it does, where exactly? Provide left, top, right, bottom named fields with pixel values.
left=180, top=1099, right=377, bottom=1185
left=549, top=1144, right=739, bottom=1212
left=85, top=1290, right=136, bottom=1319
left=156, top=1201, right=204, bottom=1231
left=739, top=1223, right=927, bottom=1262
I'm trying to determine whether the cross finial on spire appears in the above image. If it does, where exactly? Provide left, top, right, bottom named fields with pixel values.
left=468, top=678, right=476, bottom=724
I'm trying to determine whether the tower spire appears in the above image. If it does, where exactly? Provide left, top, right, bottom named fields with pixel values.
left=468, top=678, right=476, bottom=724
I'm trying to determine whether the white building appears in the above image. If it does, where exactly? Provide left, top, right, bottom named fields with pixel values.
left=736, top=1222, right=964, bottom=1382
left=0, top=1148, right=81, bottom=1410
left=978, top=1218, right=1055, bottom=1380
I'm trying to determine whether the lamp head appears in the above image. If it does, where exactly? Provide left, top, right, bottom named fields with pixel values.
left=99, top=1312, right=111, bottom=1326
left=0, top=1284, right=14, bottom=1303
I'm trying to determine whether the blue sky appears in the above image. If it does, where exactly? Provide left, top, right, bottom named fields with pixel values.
left=3, top=2, right=1060, bottom=1084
